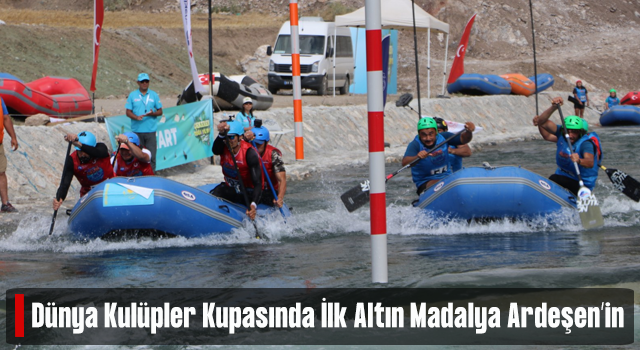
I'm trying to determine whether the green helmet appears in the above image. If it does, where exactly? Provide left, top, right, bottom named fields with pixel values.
left=610, top=89, right=617, bottom=93
left=564, top=116, right=583, bottom=130
left=417, top=117, right=438, bottom=132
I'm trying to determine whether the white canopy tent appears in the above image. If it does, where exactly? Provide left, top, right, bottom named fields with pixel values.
left=335, top=0, right=450, bottom=97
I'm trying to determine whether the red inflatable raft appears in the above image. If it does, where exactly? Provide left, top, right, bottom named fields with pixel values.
left=0, top=76, right=92, bottom=118
left=621, top=91, right=640, bottom=105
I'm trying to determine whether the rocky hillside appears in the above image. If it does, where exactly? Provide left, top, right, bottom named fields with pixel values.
left=0, top=0, right=638, bottom=101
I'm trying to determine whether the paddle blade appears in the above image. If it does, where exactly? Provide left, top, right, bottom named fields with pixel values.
left=340, top=181, right=371, bottom=212
left=578, top=205, right=605, bottom=230
left=48, top=209, right=58, bottom=235
left=396, top=93, right=413, bottom=107
left=604, top=168, right=640, bottom=202
left=576, top=192, right=604, bottom=230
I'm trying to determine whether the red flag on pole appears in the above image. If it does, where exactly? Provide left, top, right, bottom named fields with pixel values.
left=90, top=0, right=104, bottom=92
left=447, top=13, right=476, bottom=84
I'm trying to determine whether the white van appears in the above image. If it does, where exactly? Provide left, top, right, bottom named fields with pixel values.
left=267, top=17, right=354, bottom=95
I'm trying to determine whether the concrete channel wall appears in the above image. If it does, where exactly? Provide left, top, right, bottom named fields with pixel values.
left=3, top=92, right=601, bottom=204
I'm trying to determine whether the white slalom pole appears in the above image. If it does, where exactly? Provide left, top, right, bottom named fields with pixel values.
left=365, top=0, right=388, bottom=283
left=441, top=33, right=449, bottom=96
left=289, top=0, right=304, bottom=159
left=333, top=26, right=338, bottom=97
left=427, top=28, right=431, bottom=98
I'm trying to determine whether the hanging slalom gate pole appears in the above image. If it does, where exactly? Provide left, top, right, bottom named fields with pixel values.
left=528, top=0, right=539, bottom=116
left=289, top=0, right=304, bottom=160
left=365, top=0, right=388, bottom=283
left=411, top=0, right=422, bottom=117
left=208, top=0, right=214, bottom=98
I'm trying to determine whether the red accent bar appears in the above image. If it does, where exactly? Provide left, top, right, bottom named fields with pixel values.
left=369, top=193, right=387, bottom=234
left=289, top=3, right=299, bottom=25
left=365, top=30, right=383, bottom=72
left=295, top=137, right=304, bottom=159
left=293, top=99, right=303, bottom=121
left=15, top=294, right=24, bottom=337
left=368, top=111, right=385, bottom=152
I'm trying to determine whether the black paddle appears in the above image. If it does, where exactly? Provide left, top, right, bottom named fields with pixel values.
left=396, top=93, right=421, bottom=117
left=567, top=95, right=598, bottom=112
left=567, top=95, right=640, bottom=201
left=49, top=141, right=72, bottom=235
left=223, top=135, right=263, bottom=239
left=557, top=105, right=604, bottom=229
left=600, top=166, right=640, bottom=202
left=341, top=129, right=465, bottom=212
left=251, top=141, right=287, bottom=221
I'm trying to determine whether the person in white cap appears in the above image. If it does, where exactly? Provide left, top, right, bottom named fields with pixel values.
left=235, top=96, right=256, bottom=132
left=125, top=72, right=163, bottom=171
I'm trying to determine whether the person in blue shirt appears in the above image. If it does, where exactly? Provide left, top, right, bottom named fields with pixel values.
left=403, top=116, right=475, bottom=195
left=604, top=89, right=620, bottom=111
left=235, top=96, right=256, bottom=132
left=572, top=80, right=589, bottom=118
left=434, top=117, right=472, bottom=172
left=125, top=73, right=163, bottom=171
left=533, top=97, right=602, bottom=195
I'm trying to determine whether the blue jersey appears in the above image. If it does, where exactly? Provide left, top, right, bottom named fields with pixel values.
left=573, top=86, right=588, bottom=103
left=554, top=127, right=600, bottom=190
left=404, top=132, right=462, bottom=188
left=448, top=145, right=463, bottom=172
left=606, top=96, right=620, bottom=108
left=125, top=89, right=163, bottom=133
left=235, top=112, right=255, bottom=130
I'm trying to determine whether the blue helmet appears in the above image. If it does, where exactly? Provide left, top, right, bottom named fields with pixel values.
left=76, top=131, right=96, bottom=151
left=227, top=120, right=245, bottom=136
left=252, top=126, right=270, bottom=144
left=123, top=132, right=140, bottom=146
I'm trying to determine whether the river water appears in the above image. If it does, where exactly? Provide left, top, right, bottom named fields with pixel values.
left=1, top=126, right=639, bottom=348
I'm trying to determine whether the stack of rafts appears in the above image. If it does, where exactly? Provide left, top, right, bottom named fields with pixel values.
left=0, top=73, right=92, bottom=118
left=447, top=73, right=554, bottom=96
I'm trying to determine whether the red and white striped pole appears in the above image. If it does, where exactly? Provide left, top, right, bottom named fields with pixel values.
left=289, top=0, right=304, bottom=160
left=365, top=0, right=388, bottom=283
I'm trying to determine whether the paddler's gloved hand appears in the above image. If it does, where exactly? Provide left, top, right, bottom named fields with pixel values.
left=246, top=202, right=257, bottom=220
left=53, top=198, right=64, bottom=211
left=217, top=121, right=229, bottom=136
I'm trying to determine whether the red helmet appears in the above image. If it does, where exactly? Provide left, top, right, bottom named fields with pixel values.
left=576, top=80, right=582, bottom=84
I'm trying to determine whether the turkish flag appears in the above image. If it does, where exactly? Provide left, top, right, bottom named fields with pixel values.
left=90, top=0, right=104, bottom=92
left=447, top=14, right=476, bottom=84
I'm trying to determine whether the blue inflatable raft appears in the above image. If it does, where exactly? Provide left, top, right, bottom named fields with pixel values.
left=413, top=166, right=577, bottom=220
left=68, top=176, right=290, bottom=239
left=528, top=73, right=554, bottom=93
left=599, top=105, right=640, bottom=126
left=447, top=73, right=512, bottom=95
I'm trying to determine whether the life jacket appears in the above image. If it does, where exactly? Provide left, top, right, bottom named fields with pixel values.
left=114, top=151, right=154, bottom=177
left=220, top=140, right=262, bottom=192
left=554, top=132, right=601, bottom=190
left=606, top=97, right=620, bottom=108
left=71, top=151, right=115, bottom=197
left=448, top=145, right=463, bottom=172
left=410, top=134, right=451, bottom=188
left=259, top=145, right=282, bottom=192
left=575, top=87, right=587, bottom=102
